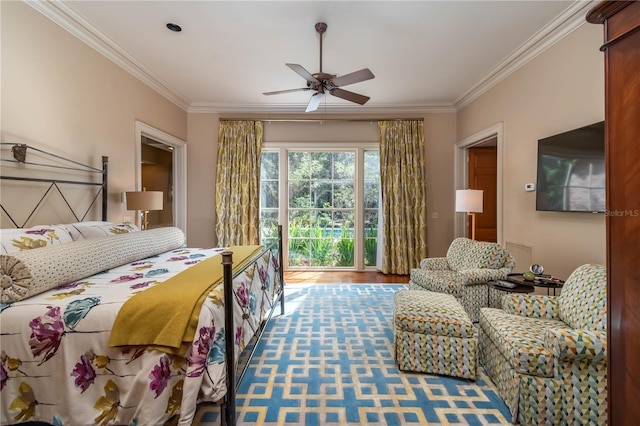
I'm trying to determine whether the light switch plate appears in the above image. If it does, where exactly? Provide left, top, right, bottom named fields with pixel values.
left=525, top=183, right=536, bottom=192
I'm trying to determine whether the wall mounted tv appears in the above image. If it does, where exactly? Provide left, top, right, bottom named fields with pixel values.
left=536, top=121, right=605, bottom=213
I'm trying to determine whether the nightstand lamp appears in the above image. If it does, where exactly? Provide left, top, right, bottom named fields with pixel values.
left=456, top=189, right=483, bottom=240
left=126, top=189, right=163, bottom=230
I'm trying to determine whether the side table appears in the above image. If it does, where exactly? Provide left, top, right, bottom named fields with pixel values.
left=488, top=281, right=535, bottom=309
left=505, top=273, right=564, bottom=296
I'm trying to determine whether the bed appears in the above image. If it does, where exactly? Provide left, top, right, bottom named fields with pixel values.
left=0, top=144, right=284, bottom=425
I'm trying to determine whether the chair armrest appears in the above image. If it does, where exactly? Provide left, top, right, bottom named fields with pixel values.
left=502, top=294, right=560, bottom=319
left=419, top=257, right=448, bottom=270
left=546, top=329, right=607, bottom=363
left=459, top=267, right=511, bottom=285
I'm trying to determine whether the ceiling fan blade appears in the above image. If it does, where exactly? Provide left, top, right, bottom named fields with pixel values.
left=329, top=88, right=370, bottom=105
left=286, top=63, right=319, bottom=84
left=263, top=87, right=312, bottom=96
left=305, top=92, right=324, bottom=112
left=330, top=68, right=375, bottom=87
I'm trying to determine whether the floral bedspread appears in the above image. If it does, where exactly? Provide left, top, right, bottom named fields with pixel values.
left=0, top=245, right=280, bottom=426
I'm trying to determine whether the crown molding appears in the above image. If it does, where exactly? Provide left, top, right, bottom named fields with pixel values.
left=187, top=102, right=457, bottom=114
left=28, top=0, right=594, bottom=115
left=454, top=1, right=596, bottom=110
left=26, top=0, right=190, bottom=111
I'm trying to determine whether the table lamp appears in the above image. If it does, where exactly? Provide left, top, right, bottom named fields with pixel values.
left=126, top=189, right=163, bottom=230
left=455, top=189, right=483, bottom=240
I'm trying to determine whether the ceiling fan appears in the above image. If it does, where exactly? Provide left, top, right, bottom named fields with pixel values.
left=263, top=22, right=375, bottom=112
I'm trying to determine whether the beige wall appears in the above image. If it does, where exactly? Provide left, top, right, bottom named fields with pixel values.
left=457, top=23, right=606, bottom=279
left=424, top=113, right=457, bottom=257
left=186, top=113, right=219, bottom=247
left=1, top=1, right=186, bottom=225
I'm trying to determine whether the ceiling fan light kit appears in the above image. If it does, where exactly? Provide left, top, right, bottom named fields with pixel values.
left=263, top=22, right=375, bottom=112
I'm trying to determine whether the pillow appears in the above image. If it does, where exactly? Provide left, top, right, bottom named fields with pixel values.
left=0, top=227, right=185, bottom=302
left=0, top=225, right=74, bottom=255
left=59, top=221, right=113, bottom=241
left=68, top=222, right=140, bottom=241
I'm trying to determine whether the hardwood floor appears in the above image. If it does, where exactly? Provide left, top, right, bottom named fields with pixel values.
left=284, top=270, right=409, bottom=284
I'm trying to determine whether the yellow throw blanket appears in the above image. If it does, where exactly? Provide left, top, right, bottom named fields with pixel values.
left=109, top=245, right=263, bottom=355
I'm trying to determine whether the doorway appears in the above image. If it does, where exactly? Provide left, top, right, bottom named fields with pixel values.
left=135, top=121, right=187, bottom=233
left=141, top=137, right=174, bottom=228
left=454, top=123, right=504, bottom=244
left=468, top=145, right=497, bottom=242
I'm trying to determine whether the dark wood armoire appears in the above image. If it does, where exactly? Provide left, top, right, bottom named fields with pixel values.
left=587, top=2, right=640, bottom=425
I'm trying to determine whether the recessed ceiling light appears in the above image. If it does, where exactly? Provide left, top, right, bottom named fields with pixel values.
left=166, top=23, right=182, bottom=32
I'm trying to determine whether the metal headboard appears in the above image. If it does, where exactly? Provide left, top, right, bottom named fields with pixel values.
left=0, top=143, right=108, bottom=228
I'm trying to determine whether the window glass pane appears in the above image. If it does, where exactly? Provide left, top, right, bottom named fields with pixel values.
left=364, top=181, right=379, bottom=209
left=260, top=209, right=279, bottom=247
left=310, top=152, right=331, bottom=179
left=261, top=152, right=279, bottom=179
left=289, top=210, right=310, bottom=267
left=333, top=182, right=355, bottom=209
left=363, top=151, right=380, bottom=267
left=260, top=181, right=279, bottom=208
left=333, top=152, right=355, bottom=179
left=260, top=151, right=279, bottom=245
left=288, top=181, right=311, bottom=208
left=333, top=211, right=354, bottom=237
left=335, top=232, right=354, bottom=266
left=364, top=229, right=378, bottom=267
left=364, top=151, right=380, bottom=177
left=312, top=181, right=332, bottom=208
left=289, top=152, right=311, bottom=179
left=289, top=209, right=312, bottom=227
left=315, top=209, right=332, bottom=228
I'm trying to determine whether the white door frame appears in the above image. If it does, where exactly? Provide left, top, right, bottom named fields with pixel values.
left=134, top=121, right=187, bottom=235
left=454, top=122, right=504, bottom=244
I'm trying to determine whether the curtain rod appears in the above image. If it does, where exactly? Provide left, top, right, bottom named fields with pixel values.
left=219, top=118, right=424, bottom=123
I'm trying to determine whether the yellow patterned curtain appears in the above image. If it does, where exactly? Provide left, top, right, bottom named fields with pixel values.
left=378, top=120, right=428, bottom=274
left=215, top=121, right=263, bottom=246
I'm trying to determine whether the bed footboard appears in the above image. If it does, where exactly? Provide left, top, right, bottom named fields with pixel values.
left=217, top=225, right=285, bottom=426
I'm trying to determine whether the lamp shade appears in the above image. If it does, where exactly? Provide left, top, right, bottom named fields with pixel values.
left=455, top=189, right=483, bottom=213
left=126, top=191, right=163, bottom=211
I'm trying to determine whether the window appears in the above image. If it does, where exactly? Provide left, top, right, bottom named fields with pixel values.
left=259, top=151, right=280, bottom=248
left=259, top=145, right=379, bottom=270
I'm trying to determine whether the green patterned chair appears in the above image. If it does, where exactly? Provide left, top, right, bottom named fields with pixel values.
left=409, top=237, right=515, bottom=322
left=479, top=263, right=607, bottom=425
left=393, top=289, right=477, bottom=380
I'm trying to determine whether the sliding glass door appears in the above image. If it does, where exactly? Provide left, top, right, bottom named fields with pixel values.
left=259, top=145, right=379, bottom=270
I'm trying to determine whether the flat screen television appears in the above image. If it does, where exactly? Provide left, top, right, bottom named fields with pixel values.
left=536, top=121, right=605, bottom=213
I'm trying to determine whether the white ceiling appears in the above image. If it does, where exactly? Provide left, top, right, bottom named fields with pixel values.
left=33, top=1, right=594, bottom=114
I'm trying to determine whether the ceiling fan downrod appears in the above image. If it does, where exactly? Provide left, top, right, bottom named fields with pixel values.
left=316, top=22, right=327, bottom=74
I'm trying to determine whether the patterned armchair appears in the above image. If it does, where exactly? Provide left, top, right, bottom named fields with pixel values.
left=479, top=263, right=607, bottom=425
left=408, top=237, right=515, bottom=322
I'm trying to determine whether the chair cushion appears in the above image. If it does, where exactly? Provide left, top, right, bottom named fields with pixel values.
left=409, top=269, right=460, bottom=296
left=394, top=290, right=474, bottom=339
left=480, top=307, right=572, bottom=377
left=557, top=263, right=607, bottom=331
left=446, top=238, right=509, bottom=271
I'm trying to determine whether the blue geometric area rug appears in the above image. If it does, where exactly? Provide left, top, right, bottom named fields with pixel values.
left=204, top=284, right=511, bottom=425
